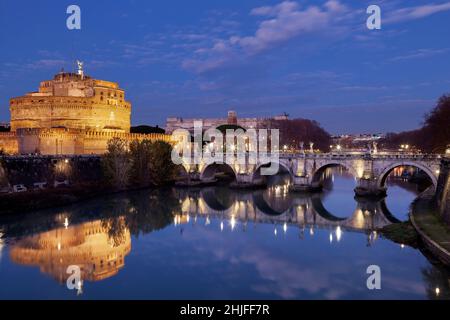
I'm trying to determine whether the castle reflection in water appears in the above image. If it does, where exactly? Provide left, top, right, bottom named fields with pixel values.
left=2, top=171, right=404, bottom=289
left=9, top=219, right=131, bottom=284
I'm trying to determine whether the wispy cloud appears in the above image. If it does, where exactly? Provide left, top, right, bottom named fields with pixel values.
left=390, top=48, right=450, bottom=61
left=25, top=59, right=68, bottom=70
left=385, top=2, right=450, bottom=24
left=183, top=0, right=351, bottom=74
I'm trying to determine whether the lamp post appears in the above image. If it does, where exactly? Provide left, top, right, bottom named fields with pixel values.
left=400, top=144, right=409, bottom=153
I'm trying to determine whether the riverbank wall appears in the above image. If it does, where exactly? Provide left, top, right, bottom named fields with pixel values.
left=0, top=155, right=102, bottom=192
left=411, top=183, right=450, bottom=265
left=436, top=158, right=450, bottom=225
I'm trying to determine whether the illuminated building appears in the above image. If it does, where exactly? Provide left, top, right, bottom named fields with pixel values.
left=0, top=62, right=171, bottom=154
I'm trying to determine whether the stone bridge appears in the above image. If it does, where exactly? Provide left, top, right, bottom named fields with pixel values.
left=180, top=152, right=442, bottom=197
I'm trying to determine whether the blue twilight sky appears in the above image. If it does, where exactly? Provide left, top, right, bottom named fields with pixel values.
left=0, top=0, right=449, bottom=134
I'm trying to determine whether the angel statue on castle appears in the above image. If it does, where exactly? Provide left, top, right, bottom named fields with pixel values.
left=76, top=60, right=84, bottom=78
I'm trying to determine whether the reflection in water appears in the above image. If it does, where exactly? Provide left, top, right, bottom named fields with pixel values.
left=0, top=168, right=448, bottom=299
left=178, top=186, right=395, bottom=234
left=10, top=219, right=131, bottom=283
left=423, top=264, right=450, bottom=300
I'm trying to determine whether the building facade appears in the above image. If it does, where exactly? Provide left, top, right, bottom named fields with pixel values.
left=165, top=110, right=289, bottom=134
left=0, top=66, right=171, bottom=155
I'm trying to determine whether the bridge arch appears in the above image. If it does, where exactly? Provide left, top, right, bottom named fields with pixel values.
left=200, top=162, right=237, bottom=181
left=176, top=164, right=189, bottom=179
left=252, top=161, right=293, bottom=183
left=377, top=162, right=438, bottom=190
left=311, top=162, right=358, bottom=184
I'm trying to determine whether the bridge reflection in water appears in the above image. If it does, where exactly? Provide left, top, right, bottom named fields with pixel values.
left=4, top=175, right=398, bottom=288
left=175, top=184, right=398, bottom=240
left=2, top=167, right=448, bottom=299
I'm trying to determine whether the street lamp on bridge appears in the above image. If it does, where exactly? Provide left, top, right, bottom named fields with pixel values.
left=400, top=144, right=410, bottom=152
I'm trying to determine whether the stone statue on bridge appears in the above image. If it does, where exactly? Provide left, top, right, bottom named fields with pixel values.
left=299, top=142, right=304, bottom=154
left=309, top=142, right=314, bottom=154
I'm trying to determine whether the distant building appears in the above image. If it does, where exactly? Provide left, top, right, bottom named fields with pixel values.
left=165, top=110, right=289, bottom=134
left=0, top=63, right=171, bottom=155
left=331, top=133, right=386, bottom=151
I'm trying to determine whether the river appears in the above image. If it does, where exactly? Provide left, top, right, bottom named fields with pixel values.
left=0, top=167, right=449, bottom=299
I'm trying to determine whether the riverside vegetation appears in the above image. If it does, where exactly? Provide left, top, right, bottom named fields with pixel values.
left=0, top=138, right=178, bottom=215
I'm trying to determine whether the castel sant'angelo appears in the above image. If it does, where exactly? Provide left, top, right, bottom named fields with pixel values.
left=0, top=62, right=170, bottom=155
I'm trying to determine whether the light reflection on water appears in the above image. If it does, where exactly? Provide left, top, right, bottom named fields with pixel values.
left=0, top=167, right=448, bottom=300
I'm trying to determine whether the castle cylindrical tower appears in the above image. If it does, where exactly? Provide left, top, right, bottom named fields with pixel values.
left=9, top=71, right=131, bottom=133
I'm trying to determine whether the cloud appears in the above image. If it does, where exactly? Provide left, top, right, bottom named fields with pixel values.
left=183, top=1, right=350, bottom=74
left=25, top=59, right=67, bottom=70
left=385, top=2, right=450, bottom=24
left=338, top=85, right=389, bottom=91
left=250, top=0, right=299, bottom=17
left=389, top=48, right=450, bottom=61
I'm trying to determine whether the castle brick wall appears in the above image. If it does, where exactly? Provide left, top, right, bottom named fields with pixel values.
left=10, top=96, right=131, bottom=133
left=0, top=132, right=19, bottom=154
left=12, top=128, right=172, bottom=155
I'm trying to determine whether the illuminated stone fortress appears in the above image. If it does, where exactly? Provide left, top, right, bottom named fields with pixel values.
left=0, top=61, right=170, bottom=155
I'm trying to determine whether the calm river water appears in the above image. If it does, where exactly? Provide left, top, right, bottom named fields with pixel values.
left=0, top=168, right=449, bottom=299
